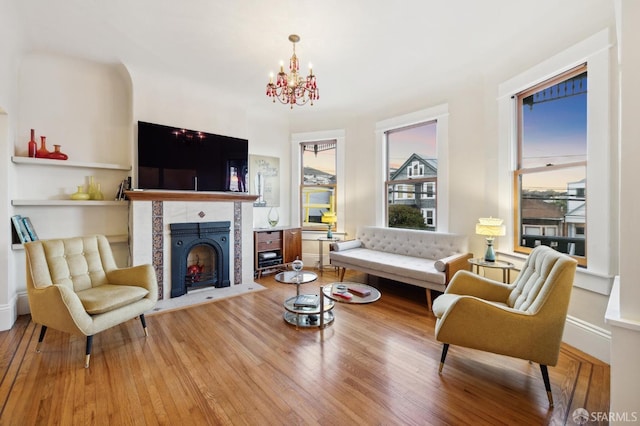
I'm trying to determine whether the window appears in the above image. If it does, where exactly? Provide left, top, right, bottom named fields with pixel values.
left=385, top=121, right=438, bottom=230
left=421, top=182, right=436, bottom=199
left=300, top=140, right=337, bottom=230
left=514, top=64, right=587, bottom=265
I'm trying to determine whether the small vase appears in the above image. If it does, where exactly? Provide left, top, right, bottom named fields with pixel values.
left=267, top=207, right=279, bottom=227
left=27, top=129, right=37, bottom=158
left=93, top=183, right=104, bottom=200
left=48, top=144, right=68, bottom=160
left=35, top=136, right=50, bottom=158
left=71, top=185, right=90, bottom=200
left=88, top=176, right=97, bottom=199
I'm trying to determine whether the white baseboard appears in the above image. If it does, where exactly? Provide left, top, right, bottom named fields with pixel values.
left=17, top=291, right=30, bottom=315
left=563, top=314, right=611, bottom=363
left=0, top=295, right=18, bottom=331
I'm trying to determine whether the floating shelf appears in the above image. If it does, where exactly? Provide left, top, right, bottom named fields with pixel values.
left=11, top=234, right=129, bottom=251
left=12, top=200, right=128, bottom=207
left=11, top=156, right=131, bottom=171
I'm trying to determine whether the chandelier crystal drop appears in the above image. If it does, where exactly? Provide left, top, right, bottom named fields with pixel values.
left=266, top=34, right=319, bottom=109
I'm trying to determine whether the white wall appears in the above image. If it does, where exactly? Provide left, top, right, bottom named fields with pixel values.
left=0, top=1, right=27, bottom=329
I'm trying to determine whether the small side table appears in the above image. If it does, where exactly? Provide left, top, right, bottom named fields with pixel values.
left=468, top=258, right=515, bottom=283
left=317, top=237, right=340, bottom=275
left=275, top=270, right=335, bottom=329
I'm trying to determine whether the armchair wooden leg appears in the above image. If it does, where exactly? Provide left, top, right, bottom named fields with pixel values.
left=36, top=325, right=47, bottom=353
left=540, top=364, right=554, bottom=407
left=85, top=335, right=93, bottom=369
left=439, top=343, right=449, bottom=374
left=140, top=314, right=149, bottom=337
left=338, top=267, right=346, bottom=282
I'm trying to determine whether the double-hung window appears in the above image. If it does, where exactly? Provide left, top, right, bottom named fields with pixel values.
left=385, top=120, right=438, bottom=230
left=300, top=140, right=337, bottom=230
left=514, top=64, right=587, bottom=265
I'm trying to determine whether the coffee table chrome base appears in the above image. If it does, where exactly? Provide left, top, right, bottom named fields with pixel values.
left=283, top=311, right=335, bottom=328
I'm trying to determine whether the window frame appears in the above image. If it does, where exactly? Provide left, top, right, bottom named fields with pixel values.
left=497, top=29, right=613, bottom=290
left=291, top=130, right=345, bottom=235
left=299, top=140, right=337, bottom=230
left=375, top=104, right=449, bottom=230
left=513, top=64, right=588, bottom=266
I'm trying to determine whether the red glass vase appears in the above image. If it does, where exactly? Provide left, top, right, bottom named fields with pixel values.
left=35, top=136, right=50, bottom=158
left=48, top=144, right=68, bottom=160
left=27, top=129, right=37, bottom=158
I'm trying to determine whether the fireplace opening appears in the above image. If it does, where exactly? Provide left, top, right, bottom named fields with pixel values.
left=170, top=221, right=231, bottom=298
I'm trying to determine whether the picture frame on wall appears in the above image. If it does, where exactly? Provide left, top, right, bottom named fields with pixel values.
left=249, top=155, right=280, bottom=207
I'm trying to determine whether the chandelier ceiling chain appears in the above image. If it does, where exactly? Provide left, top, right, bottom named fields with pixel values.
left=266, top=34, right=319, bottom=109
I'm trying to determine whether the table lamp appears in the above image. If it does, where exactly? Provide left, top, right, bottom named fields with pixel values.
left=321, top=212, right=337, bottom=238
left=475, top=217, right=506, bottom=262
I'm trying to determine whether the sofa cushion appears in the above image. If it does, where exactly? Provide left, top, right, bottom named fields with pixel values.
left=330, top=248, right=447, bottom=285
left=76, top=284, right=149, bottom=315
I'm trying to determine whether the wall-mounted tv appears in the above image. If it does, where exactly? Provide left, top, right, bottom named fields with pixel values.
left=136, top=121, right=248, bottom=192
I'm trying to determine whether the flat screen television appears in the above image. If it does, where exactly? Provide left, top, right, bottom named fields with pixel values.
left=136, top=121, right=248, bottom=192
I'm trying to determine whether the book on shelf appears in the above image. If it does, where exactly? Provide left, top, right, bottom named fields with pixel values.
left=11, top=215, right=31, bottom=244
left=21, top=217, right=39, bottom=241
left=293, top=294, right=319, bottom=308
left=348, top=286, right=372, bottom=297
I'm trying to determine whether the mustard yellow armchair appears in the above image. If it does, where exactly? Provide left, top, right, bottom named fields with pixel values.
left=25, top=235, right=158, bottom=368
left=432, top=245, right=577, bottom=406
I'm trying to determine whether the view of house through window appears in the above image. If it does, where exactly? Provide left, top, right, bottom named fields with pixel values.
left=300, top=140, right=337, bottom=230
left=515, top=64, right=587, bottom=265
left=385, top=121, right=437, bottom=230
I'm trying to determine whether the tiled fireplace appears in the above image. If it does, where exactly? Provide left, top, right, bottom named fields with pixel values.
left=126, top=190, right=257, bottom=300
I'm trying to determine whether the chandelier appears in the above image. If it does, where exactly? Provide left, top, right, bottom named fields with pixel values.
left=266, top=34, right=319, bottom=109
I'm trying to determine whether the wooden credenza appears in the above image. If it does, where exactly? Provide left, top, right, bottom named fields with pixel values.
left=254, top=227, right=302, bottom=278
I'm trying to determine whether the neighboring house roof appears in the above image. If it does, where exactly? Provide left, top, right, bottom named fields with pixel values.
left=390, top=154, right=437, bottom=181
left=565, top=202, right=586, bottom=222
left=521, top=198, right=564, bottom=221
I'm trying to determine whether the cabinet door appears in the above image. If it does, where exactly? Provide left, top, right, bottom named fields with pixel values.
left=283, top=228, right=302, bottom=264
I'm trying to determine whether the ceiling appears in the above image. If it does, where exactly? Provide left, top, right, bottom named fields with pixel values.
left=15, top=0, right=614, bottom=114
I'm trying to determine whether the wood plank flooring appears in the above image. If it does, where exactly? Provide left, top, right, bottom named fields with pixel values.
left=0, top=271, right=610, bottom=425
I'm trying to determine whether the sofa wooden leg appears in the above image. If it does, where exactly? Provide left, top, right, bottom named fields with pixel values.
left=439, top=343, right=449, bottom=373
left=338, top=267, right=346, bottom=282
left=425, top=289, right=433, bottom=311
left=540, top=364, right=554, bottom=407
left=36, top=325, right=47, bottom=353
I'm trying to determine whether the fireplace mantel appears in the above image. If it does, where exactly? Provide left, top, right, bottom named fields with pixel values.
left=125, top=190, right=258, bottom=203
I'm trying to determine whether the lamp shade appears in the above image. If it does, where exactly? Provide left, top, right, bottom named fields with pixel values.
left=475, top=217, right=506, bottom=237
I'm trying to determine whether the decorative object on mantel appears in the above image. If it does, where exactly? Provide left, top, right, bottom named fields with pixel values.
left=71, top=185, right=90, bottom=200
left=268, top=207, right=279, bottom=227
left=321, top=212, right=337, bottom=238
left=48, top=144, right=68, bottom=160
left=27, top=129, right=37, bottom=158
left=475, top=217, right=506, bottom=262
left=266, top=34, right=319, bottom=108
left=35, top=136, right=50, bottom=158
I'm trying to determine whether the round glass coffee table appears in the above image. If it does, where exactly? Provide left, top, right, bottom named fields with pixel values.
left=322, top=282, right=381, bottom=304
left=275, top=270, right=335, bottom=328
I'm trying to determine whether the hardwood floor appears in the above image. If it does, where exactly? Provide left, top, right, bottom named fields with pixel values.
left=0, top=270, right=609, bottom=425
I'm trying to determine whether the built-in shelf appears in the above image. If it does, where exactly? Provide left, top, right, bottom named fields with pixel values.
left=11, top=156, right=131, bottom=171
left=12, top=200, right=128, bottom=207
left=11, top=234, right=129, bottom=251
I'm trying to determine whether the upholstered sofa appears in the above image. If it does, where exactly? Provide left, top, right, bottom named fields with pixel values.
left=329, top=226, right=472, bottom=310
